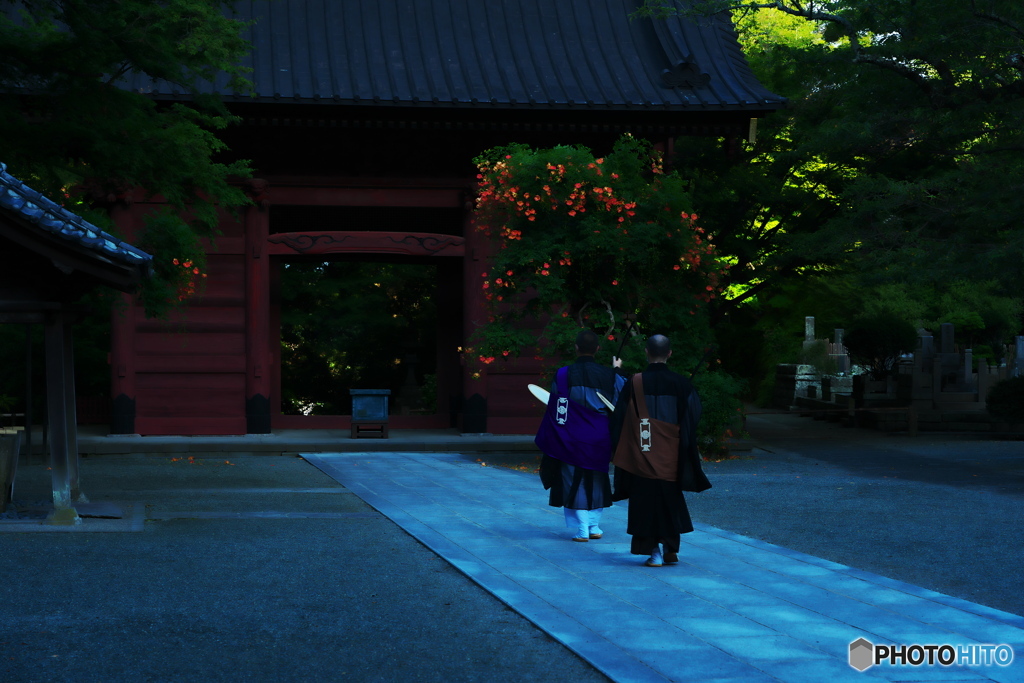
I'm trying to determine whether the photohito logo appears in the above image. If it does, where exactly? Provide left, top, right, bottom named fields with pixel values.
left=849, top=638, right=1015, bottom=671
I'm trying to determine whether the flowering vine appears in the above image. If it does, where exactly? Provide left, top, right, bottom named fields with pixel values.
left=171, top=257, right=208, bottom=301
left=136, top=208, right=210, bottom=316
left=471, top=135, right=728, bottom=366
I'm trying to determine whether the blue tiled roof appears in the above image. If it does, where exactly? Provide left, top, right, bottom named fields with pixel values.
left=0, top=162, right=152, bottom=268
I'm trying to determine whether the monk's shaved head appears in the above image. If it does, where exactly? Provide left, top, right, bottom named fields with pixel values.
left=575, top=329, right=600, bottom=355
left=645, top=334, right=671, bottom=362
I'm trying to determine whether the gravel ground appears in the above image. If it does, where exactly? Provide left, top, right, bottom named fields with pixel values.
left=1, top=453, right=611, bottom=683
left=686, top=411, right=1024, bottom=617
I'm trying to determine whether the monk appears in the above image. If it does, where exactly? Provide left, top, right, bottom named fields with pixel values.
left=611, top=334, right=711, bottom=566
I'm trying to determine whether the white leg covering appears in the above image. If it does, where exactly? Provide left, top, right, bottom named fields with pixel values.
left=564, top=508, right=590, bottom=538
left=588, top=508, right=604, bottom=536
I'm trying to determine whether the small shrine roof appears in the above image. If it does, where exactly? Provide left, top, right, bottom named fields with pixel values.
left=127, top=0, right=784, bottom=115
left=0, top=163, right=152, bottom=273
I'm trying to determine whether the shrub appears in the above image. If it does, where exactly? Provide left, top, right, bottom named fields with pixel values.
left=692, top=371, right=745, bottom=458
left=986, top=376, right=1024, bottom=423
left=842, top=313, right=917, bottom=379
left=800, top=339, right=838, bottom=377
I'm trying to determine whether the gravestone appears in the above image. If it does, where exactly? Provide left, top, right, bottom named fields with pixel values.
left=911, top=334, right=936, bottom=408
left=0, top=432, right=19, bottom=511
left=833, top=328, right=849, bottom=374
left=803, top=316, right=816, bottom=350
left=936, top=323, right=961, bottom=386
left=940, top=323, right=955, bottom=353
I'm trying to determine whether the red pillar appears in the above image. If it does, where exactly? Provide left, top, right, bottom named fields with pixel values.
left=244, top=180, right=272, bottom=433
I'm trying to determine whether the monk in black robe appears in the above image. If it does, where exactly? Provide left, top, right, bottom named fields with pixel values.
left=611, top=334, right=711, bottom=566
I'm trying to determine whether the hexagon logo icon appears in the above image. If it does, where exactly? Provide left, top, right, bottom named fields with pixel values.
left=849, top=638, right=874, bottom=671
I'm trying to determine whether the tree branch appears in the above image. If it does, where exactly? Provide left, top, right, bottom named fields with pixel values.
left=971, top=1, right=1024, bottom=42
left=647, top=2, right=945, bottom=98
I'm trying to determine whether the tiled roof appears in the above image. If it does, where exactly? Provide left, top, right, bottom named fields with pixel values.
left=127, top=0, right=784, bottom=114
left=0, top=163, right=153, bottom=269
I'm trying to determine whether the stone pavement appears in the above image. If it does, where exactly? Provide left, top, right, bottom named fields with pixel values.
left=302, top=450, right=1023, bottom=683
left=70, top=426, right=540, bottom=456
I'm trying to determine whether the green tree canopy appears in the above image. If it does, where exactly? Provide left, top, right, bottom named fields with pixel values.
left=279, top=261, right=438, bottom=416
left=472, top=136, right=725, bottom=366
left=471, top=136, right=743, bottom=452
left=637, top=0, right=1024, bottom=394
left=842, top=312, right=918, bottom=379
left=0, top=0, right=254, bottom=315
left=644, top=0, right=1024, bottom=300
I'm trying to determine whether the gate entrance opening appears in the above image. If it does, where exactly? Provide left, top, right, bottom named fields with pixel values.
left=278, top=258, right=439, bottom=417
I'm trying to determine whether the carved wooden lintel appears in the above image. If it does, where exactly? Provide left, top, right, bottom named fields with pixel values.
left=267, top=231, right=465, bottom=257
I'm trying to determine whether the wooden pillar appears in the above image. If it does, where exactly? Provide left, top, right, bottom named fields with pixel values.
left=269, top=259, right=282, bottom=419
left=461, top=202, right=489, bottom=432
left=244, top=180, right=272, bottom=433
left=63, top=320, right=84, bottom=503
left=23, top=324, right=34, bottom=460
left=436, top=260, right=463, bottom=426
left=45, top=310, right=80, bottom=524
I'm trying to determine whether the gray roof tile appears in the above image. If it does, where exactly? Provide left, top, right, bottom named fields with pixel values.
left=128, top=0, right=784, bottom=113
left=0, top=163, right=153, bottom=268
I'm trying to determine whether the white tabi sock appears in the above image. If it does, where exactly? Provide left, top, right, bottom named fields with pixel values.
left=588, top=508, right=604, bottom=536
left=564, top=508, right=590, bottom=538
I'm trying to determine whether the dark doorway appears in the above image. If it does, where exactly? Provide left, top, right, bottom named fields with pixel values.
left=279, top=259, right=438, bottom=416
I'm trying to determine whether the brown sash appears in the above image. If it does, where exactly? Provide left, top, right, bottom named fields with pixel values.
left=612, top=375, right=680, bottom=482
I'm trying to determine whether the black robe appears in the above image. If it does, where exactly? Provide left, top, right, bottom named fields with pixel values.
left=610, top=363, right=710, bottom=555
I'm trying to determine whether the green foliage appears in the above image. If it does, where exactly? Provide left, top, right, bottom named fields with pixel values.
left=843, top=313, right=918, bottom=379
left=471, top=135, right=723, bottom=373
left=635, top=1, right=1024, bottom=403
left=860, top=283, right=931, bottom=328
left=862, top=280, right=1022, bottom=359
left=935, top=282, right=1022, bottom=344
left=800, top=340, right=838, bottom=378
left=0, top=325, right=38, bottom=421
left=692, top=370, right=745, bottom=456
left=279, top=261, right=437, bottom=416
left=0, top=287, right=113, bottom=414
left=715, top=273, right=862, bottom=405
left=654, top=3, right=1024, bottom=295
left=986, top=376, right=1024, bottom=423
left=471, top=135, right=741, bottom=445
left=135, top=210, right=209, bottom=317
left=0, top=0, right=254, bottom=317
left=71, top=290, right=116, bottom=397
